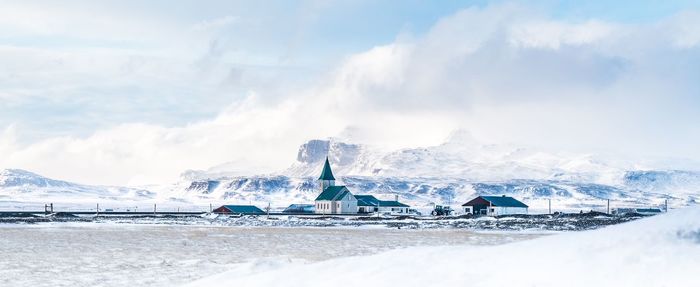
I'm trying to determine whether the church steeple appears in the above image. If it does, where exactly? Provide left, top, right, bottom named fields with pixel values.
left=318, top=156, right=335, bottom=191
left=319, top=156, right=335, bottom=181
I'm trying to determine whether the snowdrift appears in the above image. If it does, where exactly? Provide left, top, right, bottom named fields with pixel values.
left=185, top=207, right=700, bottom=287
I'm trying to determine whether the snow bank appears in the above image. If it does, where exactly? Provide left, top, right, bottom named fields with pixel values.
left=184, top=207, right=700, bottom=287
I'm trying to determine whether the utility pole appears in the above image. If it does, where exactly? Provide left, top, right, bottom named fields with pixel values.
left=548, top=199, right=552, bottom=214
left=153, top=203, right=157, bottom=215
left=607, top=199, right=610, bottom=214
left=96, top=203, right=100, bottom=215
left=665, top=199, right=668, bottom=212
left=209, top=203, right=212, bottom=213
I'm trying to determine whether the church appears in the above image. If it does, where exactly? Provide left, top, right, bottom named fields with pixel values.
left=313, top=157, right=358, bottom=214
left=313, top=157, right=410, bottom=215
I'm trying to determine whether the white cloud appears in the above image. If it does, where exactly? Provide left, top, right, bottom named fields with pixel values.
left=1, top=4, right=699, bottom=185
left=508, top=20, right=616, bottom=49
left=190, top=16, right=237, bottom=33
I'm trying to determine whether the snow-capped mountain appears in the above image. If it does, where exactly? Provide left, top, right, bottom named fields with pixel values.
left=170, top=133, right=699, bottom=210
left=283, top=131, right=631, bottom=183
left=0, top=169, right=155, bottom=204
left=2, top=132, right=699, bottom=211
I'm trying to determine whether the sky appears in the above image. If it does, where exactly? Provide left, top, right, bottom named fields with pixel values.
left=0, top=0, right=699, bottom=185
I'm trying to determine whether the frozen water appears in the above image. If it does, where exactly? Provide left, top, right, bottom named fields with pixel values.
left=0, top=223, right=543, bottom=287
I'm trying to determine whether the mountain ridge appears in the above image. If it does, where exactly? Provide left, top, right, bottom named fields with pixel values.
left=2, top=134, right=699, bottom=210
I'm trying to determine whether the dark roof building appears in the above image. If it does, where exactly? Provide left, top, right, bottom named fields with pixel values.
left=463, top=195, right=529, bottom=208
left=356, top=195, right=380, bottom=207
left=315, top=185, right=351, bottom=201
left=462, top=195, right=528, bottom=216
left=213, top=205, right=265, bottom=215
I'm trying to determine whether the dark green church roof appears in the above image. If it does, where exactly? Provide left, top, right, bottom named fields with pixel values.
left=318, top=157, right=336, bottom=180
left=315, top=186, right=349, bottom=201
left=355, top=195, right=410, bottom=207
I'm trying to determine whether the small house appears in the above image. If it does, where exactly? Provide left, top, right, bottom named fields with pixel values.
left=213, top=205, right=265, bottom=215
left=355, top=195, right=410, bottom=214
left=356, top=195, right=379, bottom=213
left=462, top=195, right=528, bottom=216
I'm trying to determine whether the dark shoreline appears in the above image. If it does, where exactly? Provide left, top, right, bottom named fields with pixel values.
left=0, top=211, right=650, bottom=231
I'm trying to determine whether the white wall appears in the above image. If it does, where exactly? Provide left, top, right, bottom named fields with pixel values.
left=315, top=194, right=358, bottom=214
left=378, top=206, right=409, bottom=214
left=338, top=194, right=358, bottom=214
left=490, top=206, right=528, bottom=216
left=315, top=200, right=333, bottom=214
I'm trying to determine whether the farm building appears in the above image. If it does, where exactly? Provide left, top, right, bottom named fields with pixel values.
left=213, top=205, right=265, bottom=215
left=356, top=195, right=410, bottom=214
left=283, top=204, right=315, bottom=214
left=462, top=195, right=528, bottom=216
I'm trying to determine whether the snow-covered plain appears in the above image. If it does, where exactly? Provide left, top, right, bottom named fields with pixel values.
left=0, top=224, right=541, bottom=287
left=186, top=207, right=700, bottom=287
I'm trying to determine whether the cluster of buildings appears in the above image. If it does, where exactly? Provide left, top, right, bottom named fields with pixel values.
left=312, top=158, right=411, bottom=214
left=214, top=157, right=530, bottom=216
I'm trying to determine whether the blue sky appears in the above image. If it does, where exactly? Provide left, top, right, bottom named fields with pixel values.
left=1, top=1, right=699, bottom=184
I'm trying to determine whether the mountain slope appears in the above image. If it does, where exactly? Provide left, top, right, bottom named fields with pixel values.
left=170, top=135, right=699, bottom=210
left=3, top=133, right=699, bottom=211
left=282, top=131, right=631, bottom=183
left=0, top=169, right=155, bottom=204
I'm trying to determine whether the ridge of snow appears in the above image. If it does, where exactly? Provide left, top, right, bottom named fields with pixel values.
left=184, top=206, right=700, bottom=287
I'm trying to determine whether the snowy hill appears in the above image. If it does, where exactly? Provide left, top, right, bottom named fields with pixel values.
left=185, top=206, right=700, bottom=287
left=283, top=131, right=629, bottom=182
left=169, top=134, right=699, bottom=210
left=2, top=133, right=699, bottom=210
left=0, top=169, right=155, bottom=204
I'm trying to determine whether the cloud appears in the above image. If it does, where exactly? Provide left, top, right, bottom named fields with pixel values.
left=1, top=3, right=699, bottom=185
left=190, top=16, right=237, bottom=33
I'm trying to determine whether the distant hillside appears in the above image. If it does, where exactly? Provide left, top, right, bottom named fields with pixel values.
left=166, top=134, right=700, bottom=210
left=0, top=169, right=155, bottom=204
left=2, top=133, right=698, bottom=210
